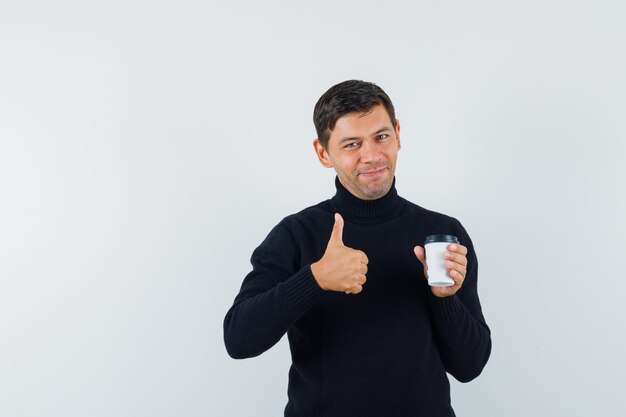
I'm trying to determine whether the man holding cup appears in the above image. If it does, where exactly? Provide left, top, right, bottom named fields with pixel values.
left=224, top=80, right=491, bottom=417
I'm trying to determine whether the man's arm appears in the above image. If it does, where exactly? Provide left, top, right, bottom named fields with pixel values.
left=224, top=213, right=370, bottom=359
left=414, top=219, right=492, bottom=382
left=223, top=222, right=324, bottom=359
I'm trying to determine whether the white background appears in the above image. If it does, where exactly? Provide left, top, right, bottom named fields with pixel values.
left=1, top=1, right=625, bottom=416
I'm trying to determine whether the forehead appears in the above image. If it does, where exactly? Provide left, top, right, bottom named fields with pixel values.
left=331, top=105, right=394, bottom=137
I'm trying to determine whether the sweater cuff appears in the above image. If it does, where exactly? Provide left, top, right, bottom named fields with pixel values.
left=428, top=293, right=465, bottom=324
left=283, top=264, right=325, bottom=313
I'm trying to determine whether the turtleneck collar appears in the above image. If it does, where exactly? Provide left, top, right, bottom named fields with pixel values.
left=330, top=176, right=405, bottom=224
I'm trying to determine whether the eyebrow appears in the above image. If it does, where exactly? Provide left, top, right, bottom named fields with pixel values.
left=337, top=127, right=393, bottom=145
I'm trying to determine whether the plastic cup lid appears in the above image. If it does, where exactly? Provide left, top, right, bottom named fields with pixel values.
left=424, top=234, right=459, bottom=244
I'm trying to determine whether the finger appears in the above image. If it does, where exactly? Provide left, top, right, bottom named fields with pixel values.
left=444, top=251, right=467, bottom=266
left=448, top=243, right=468, bottom=256
left=329, top=213, right=344, bottom=245
left=413, top=246, right=426, bottom=267
left=359, top=250, right=369, bottom=265
left=414, top=246, right=428, bottom=279
left=349, top=284, right=363, bottom=294
left=361, top=264, right=368, bottom=275
left=446, top=264, right=466, bottom=282
left=447, top=271, right=465, bottom=290
left=354, top=274, right=367, bottom=286
left=446, top=259, right=466, bottom=276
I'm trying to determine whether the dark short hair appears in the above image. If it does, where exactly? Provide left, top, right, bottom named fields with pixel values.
left=313, top=80, right=397, bottom=149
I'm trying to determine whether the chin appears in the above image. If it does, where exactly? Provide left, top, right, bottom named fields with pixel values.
left=368, top=189, right=388, bottom=199
left=361, top=184, right=391, bottom=200
left=361, top=177, right=392, bottom=194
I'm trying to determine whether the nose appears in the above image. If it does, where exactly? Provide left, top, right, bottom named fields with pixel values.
left=359, top=140, right=382, bottom=163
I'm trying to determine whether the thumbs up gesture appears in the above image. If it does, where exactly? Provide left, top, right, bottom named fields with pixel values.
left=311, top=213, right=369, bottom=294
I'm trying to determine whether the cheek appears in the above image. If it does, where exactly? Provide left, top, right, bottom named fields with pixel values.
left=335, top=155, right=357, bottom=169
left=385, top=149, right=399, bottom=162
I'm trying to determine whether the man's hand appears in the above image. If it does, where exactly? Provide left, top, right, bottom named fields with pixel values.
left=311, top=213, right=369, bottom=294
left=413, top=243, right=468, bottom=298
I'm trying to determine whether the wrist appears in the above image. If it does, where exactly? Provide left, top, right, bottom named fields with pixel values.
left=311, top=260, right=328, bottom=291
left=310, top=261, right=328, bottom=291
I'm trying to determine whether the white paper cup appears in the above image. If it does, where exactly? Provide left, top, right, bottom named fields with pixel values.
left=424, top=235, right=459, bottom=287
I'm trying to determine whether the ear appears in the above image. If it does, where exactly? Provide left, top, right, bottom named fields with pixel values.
left=395, top=119, right=402, bottom=150
left=313, top=139, right=333, bottom=168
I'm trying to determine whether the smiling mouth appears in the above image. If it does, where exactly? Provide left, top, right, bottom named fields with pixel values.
left=358, top=167, right=388, bottom=177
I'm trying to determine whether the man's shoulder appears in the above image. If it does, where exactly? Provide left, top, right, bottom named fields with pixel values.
left=398, top=196, right=468, bottom=237
left=275, top=199, right=333, bottom=232
left=400, top=196, right=459, bottom=223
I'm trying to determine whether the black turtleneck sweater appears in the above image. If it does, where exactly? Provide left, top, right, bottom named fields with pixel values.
left=224, top=178, right=491, bottom=417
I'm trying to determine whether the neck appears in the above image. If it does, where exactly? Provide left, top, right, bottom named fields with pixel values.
left=330, top=176, right=404, bottom=224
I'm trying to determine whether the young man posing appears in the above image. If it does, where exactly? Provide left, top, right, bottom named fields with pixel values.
left=224, top=80, right=491, bottom=417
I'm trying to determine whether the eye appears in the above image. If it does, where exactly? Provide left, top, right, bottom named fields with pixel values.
left=344, top=142, right=359, bottom=149
left=377, top=134, right=389, bottom=140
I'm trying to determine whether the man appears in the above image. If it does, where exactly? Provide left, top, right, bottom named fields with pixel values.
left=224, top=80, right=491, bottom=417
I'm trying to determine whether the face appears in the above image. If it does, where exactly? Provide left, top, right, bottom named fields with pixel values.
left=314, top=104, right=401, bottom=200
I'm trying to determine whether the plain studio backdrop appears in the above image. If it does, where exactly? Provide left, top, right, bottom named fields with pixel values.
left=1, top=1, right=625, bottom=416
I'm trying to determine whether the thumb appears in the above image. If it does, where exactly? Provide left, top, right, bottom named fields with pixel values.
left=329, top=213, right=344, bottom=245
left=413, top=246, right=426, bottom=268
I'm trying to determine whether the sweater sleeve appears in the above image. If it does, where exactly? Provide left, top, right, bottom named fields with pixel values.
left=223, top=221, right=324, bottom=359
left=428, top=219, right=492, bottom=382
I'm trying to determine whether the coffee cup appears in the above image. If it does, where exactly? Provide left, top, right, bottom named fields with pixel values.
left=424, top=235, right=459, bottom=287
